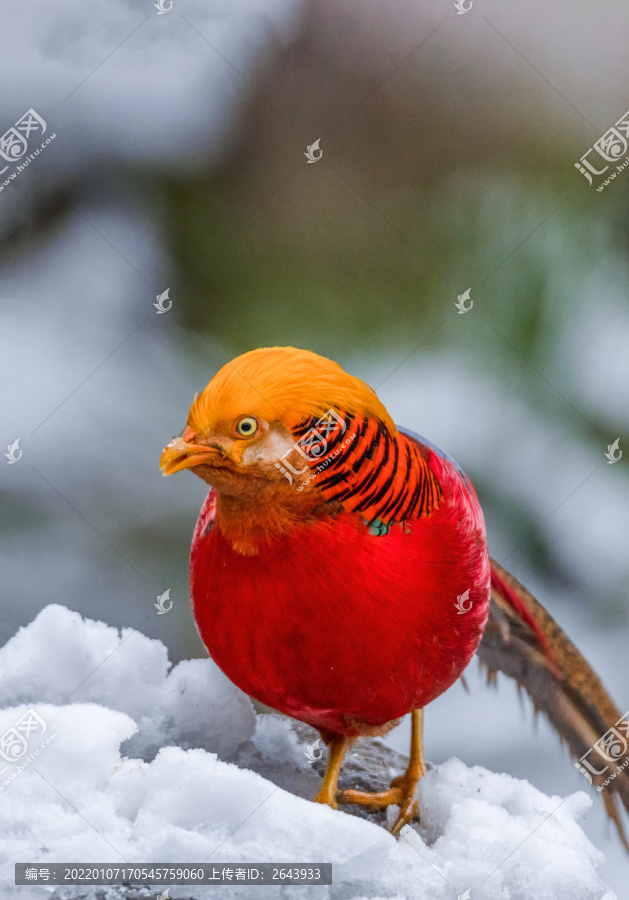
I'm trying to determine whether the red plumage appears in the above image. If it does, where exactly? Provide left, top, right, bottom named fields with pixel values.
left=190, top=441, right=490, bottom=740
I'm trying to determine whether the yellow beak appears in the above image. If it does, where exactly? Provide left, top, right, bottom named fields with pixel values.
left=160, top=430, right=219, bottom=476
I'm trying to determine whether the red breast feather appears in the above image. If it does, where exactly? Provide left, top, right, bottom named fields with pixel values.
left=191, top=445, right=490, bottom=738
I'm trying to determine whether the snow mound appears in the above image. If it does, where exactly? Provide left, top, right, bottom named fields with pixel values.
left=0, top=605, right=615, bottom=900
left=0, top=604, right=255, bottom=760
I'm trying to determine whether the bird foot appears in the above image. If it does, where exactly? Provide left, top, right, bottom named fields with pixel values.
left=312, top=786, right=338, bottom=810
left=337, top=770, right=422, bottom=835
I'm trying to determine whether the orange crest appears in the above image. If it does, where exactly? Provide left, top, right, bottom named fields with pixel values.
left=187, top=346, right=397, bottom=435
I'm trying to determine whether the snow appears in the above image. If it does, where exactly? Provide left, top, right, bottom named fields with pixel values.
left=0, top=605, right=616, bottom=899
left=0, top=604, right=255, bottom=762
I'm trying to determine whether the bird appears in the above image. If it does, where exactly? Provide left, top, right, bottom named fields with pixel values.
left=160, top=346, right=628, bottom=844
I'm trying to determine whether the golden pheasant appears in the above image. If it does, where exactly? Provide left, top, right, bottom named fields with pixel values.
left=160, top=346, right=628, bottom=844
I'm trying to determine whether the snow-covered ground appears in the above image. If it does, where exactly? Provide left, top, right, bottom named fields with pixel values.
left=0, top=605, right=617, bottom=900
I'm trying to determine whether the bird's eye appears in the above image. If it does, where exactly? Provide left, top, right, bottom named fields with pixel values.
left=235, top=416, right=259, bottom=437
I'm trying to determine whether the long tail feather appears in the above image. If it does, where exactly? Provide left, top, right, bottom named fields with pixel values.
left=479, top=558, right=629, bottom=853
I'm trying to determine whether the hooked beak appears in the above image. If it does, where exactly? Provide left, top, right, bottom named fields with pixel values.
left=160, top=426, right=220, bottom=476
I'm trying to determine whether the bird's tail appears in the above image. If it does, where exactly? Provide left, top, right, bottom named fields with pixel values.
left=479, top=558, right=629, bottom=853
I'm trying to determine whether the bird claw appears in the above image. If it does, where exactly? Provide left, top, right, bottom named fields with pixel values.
left=390, top=795, right=419, bottom=836
left=337, top=771, right=421, bottom=835
left=337, top=786, right=403, bottom=808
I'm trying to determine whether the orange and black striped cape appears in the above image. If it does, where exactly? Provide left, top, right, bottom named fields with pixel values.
left=291, top=411, right=446, bottom=527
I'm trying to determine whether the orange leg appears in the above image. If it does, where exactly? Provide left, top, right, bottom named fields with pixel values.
left=312, top=734, right=350, bottom=809
left=337, top=708, right=427, bottom=835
